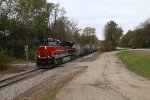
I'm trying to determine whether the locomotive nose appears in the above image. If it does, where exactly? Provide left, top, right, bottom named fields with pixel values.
left=37, top=46, right=49, bottom=58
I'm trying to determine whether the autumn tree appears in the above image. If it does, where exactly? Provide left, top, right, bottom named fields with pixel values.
left=120, top=18, right=150, bottom=48
left=79, top=27, right=99, bottom=46
left=103, top=20, right=123, bottom=50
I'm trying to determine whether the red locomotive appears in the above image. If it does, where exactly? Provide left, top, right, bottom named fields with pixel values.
left=36, top=38, right=75, bottom=68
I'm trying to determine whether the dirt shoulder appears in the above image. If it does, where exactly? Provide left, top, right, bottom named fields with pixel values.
left=56, top=51, right=150, bottom=100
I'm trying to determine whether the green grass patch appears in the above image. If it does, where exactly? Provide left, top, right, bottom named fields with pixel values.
left=117, top=50, right=150, bottom=79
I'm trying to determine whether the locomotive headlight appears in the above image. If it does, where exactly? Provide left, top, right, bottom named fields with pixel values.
left=44, top=46, right=47, bottom=50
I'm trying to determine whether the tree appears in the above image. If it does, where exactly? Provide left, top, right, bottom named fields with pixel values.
left=0, top=0, right=100, bottom=61
left=120, top=17, right=150, bottom=48
left=83, top=27, right=96, bottom=36
left=104, top=20, right=123, bottom=50
left=80, top=27, right=99, bottom=46
left=0, top=0, right=66, bottom=58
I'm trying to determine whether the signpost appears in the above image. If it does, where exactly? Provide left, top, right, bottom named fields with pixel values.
left=25, top=45, right=28, bottom=67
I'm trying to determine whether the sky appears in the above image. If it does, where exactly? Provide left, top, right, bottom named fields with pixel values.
left=47, top=0, right=150, bottom=40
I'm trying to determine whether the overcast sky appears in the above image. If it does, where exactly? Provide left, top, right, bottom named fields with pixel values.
left=47, top=0, right=150, bottom=39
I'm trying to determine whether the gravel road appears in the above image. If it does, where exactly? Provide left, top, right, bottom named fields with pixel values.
left=56, top=51, right=150, bottom=100
left=0, top=58, right=87, bottom=100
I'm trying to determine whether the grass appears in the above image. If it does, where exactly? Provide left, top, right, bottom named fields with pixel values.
left=117, top=50, right=150, bottom=80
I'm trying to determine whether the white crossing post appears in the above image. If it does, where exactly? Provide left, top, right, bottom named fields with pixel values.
left=25, top=45, right=28, bottom=67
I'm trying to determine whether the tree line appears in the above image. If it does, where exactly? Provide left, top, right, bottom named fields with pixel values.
left=0, top=0, right=99, bottom=60
left=120, top=18, right=150, bottom=48
left=102, top=18, right=150, bottom=51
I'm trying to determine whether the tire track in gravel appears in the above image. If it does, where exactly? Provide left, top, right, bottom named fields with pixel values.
left=56, top=51, right=150, bottom=100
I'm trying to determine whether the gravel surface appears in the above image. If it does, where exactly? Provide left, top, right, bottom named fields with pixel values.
left=56, top=51, right=150, bottom=100
left=0, top=58, right=88, bottom=100
left=0, top=63, right=36, bottom=81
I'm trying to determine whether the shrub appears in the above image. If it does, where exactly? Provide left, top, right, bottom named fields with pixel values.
left=0, top=51, right=10, bottom=71
left=100, top=41, right=114, bottom=52
left=28, top=49, right=36, bottom=61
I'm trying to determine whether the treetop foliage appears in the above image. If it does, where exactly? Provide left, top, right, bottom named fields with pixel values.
left=0, top=0, right=99, bottom=58
left=120, top=18, right=150, bottom=48
left=102, top=20, right=123, bottom=51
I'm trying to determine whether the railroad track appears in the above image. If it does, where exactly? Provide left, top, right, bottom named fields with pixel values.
left=0, top=69, right=46, bottom=89
left=0, top=52, right=97, bottom=89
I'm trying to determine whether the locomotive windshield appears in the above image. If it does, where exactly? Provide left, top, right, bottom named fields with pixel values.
left=48, top=41, right=57, bottom=46
left=39, top=38, right=60, bottom=46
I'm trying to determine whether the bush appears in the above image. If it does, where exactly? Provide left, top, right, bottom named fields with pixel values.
left=28, top=49, right=36, bottom=61
left=0, top=51, right=10, bottom=71
left=100, top=41, right=114, bottom=52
